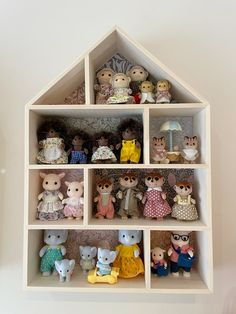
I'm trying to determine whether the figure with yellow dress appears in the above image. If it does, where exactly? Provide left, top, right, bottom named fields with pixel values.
left=113, top=230, right=144, bottom=278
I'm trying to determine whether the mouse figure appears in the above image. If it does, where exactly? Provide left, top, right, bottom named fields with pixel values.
left=37, top=172, right=65, bottom=221
left=155, top=80, right=172, bottom=103
left=113, top=230, right=144, bottom=278
left=116, top=118, right=143, bottom=164
left=167, top=231, right=195, bottom=277
left=151, top=137, right=169, bottom=164
left=39, top=230, right=68, bottom=276
left=91, top=131, right=117, bottom=163
left=127, top=65, right=149, bottom=104
left=79, top=246, right=97, bottom=273
left=151, top=247, right=168, bottom=277
left=107, top=73, right=134, bottom=104
left=181, top=136, right=199, bottom=164
left=62, top=181, right=84, bottom=219
left=37, top=119, right=68, bottom=164
left=67, top=129, right=90, bottom=164
left=142, top=172, right=171, bottom=220
left=139, top=80, right=155, bottom=104
left=116, top=172, right=142, bottom=219
left=94, top=178, right=115, bottom=219
left=55, top=259, right=75, bottom=282
left=94, top=68, right=115, bottom=104
left=96, top=248, right=117, bottom=276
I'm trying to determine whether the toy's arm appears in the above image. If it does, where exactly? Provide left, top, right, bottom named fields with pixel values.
left=191, top=197, right=196, bottom=205
left=135, top=141, right=141, bottom=149
left=92, top=146, right=97, bottom=153
left=142, top=194, right=147, bottom=204
left=62, top=198, right=68, bottom=205
left=164, top=260, right=168, bottom=268
left=94, top=84, right=100, bottom=91
left=39, top=246, right=48, bottom=257
left=60, top=245, right=66, bottom=256
left=109, top=145, right=114, bottom=151
left=151, top=262, right=154, bottom=267
left=38, top=193, right=43, bottom=201
left=94, top=196, right=99, bottom=203
left=128, top=88, right=132, bottom=95
left=80, top=197, right=84, bottom=205
left=58, top=192, right=63, bottom=200
left=67, top=148, right=72, bottom=156
left=84, top=148, right=89, bottom=155
left=134, top=249, right=140, bottom=258
left=116, top=143, right=122, bottom=150
left=167, top=248, right=173, bottom=257
left=112, top=196, right=116, bottom=203
left=116, top=190, right=123, bottom=200
left=187, top=248, right=194, bottom=258
left=136, top=191, right=143, bottom=201
left=38, top=140, right=45, bottom=148
left=173, top=196, right=178, bottom=203
left=161, top=192, right=167, bottom=200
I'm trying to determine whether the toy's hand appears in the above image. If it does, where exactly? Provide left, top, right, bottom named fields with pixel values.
left=136, top=192, right=143, bottom=200
left=136, top=141, right=141, bottom=149
left=39, top=246, right=47, bottom=257
left=128, top=88, right=132, bottom=95
left=173, top=196, right=177, bottom=202
left=38, top=193, right=43, bottom=201
left=80, top=197, right=84, bottom=205
left=62, top=199, right=67, bottom=205
left=164, top=261, right=168, bottom=268
left=191, top=198, right=196, bottom=205
left=161, top=192, right=167, bottom=200
left=94, top=196, right=98, bottom=203
left=187, top=250, right=194, bottom=258
left=112, top=196, right=116, bottom=203
left=167, top=248, right=173, bottom=256
left=116, top=143, right=121, bottom=150
left=84, top=148, right=88, bottom=155
left=94, top=84, right=100, bottom=91
left=116, top=191, right=123, bottom=199
left=142, top=196, right=147, bottom=204
left=151, top=262, right=154, bottom=267
left=134, top=249, right=140, bottom=258
left=58, top=192, right=63, bottom=200
left=61, top=246, right=66, bottom=256
left=109, top=145, right=114, bottom=151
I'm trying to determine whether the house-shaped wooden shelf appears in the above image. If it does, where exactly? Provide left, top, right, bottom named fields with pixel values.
left=24, top=26, right=213, bottom=294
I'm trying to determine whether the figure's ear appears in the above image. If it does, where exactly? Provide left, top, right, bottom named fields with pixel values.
left=69, top=259, right=75, bottom=269
left=126, top=69, right=131, bottom=77
left=144, top=70, right=148, bottom=80
left=55, top=260, right=61, bottom=269
left=91, top=247, right=97, bottom=257
left=97, top=247, right=101, bottom=256
left=187, top=175, right=194, bottom=185
left=162, top=249, right=166, bottom=253
left=65, top=181, right=70, bottom=187
left=110, top=251, right=117, bottom=262
left=193, top=136, right=197, bottom=140
left=80, top=181, right=84, bottom=187
left=168, top=81, right=171, bottom=89
left=168, top=173, right=176, bottom=186
left=58, top=172, right=65, bottom=179
left=184, top=136, right=189, bottom=141
left=79, top=246, right=83, bottom=254
left=128, top=76, right=131, bottom=83
left=39, top=172, right=46, bottom=179
left=109, top=77, right=113, bottom=84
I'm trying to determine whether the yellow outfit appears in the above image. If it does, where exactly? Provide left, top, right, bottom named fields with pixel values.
left=120, top=140, right=141, bottom=163
left=113, top=244, right=144, bottom=278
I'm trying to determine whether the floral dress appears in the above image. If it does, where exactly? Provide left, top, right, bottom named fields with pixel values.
left=108, top=88, right=133, bottom=104
left=37, top=190, right=64, bottom=220
left=143, top=188, right=172, bottom=218
left=171, top=195, right=198, bottom=221
left=91, top=146, right=117, bottom=163
left=37, top=137, right=68, bottom=164
left=63, top=197, right=84, bottom=218
left=113, top=244, right=144, bottom=278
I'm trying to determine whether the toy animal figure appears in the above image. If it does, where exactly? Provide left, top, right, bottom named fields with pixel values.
left=107, top=73, right=134, bottom=104
left=55, top=259, right=75, bottom=282
left=116, top=118, right=143, bottom=164
left=155, top=80, right=172, bottom=103
left=37, top=172, right=65, bottom=221
left=94, top=68, right=115, bottom=104
left=151, top=247, right=168, bottom=277
left=127, top=65, right=149, bottom=104
left=151, top=137, right=169, bottom=164
left=113, top=230, right=144, bottom=278
left=62, top=181, right=84, bottom=219
left=140, top=81, right=155, bottom=104
left=116, top=172, right=142, bottom=219
left=96, top=248, right=117, bottom=276
left=181, top=136, right=199, bottom=164
left=142, top=172, right=171, bottom=220
left=94, top=178, right=115, bottom=219
left=167, top=231, right=195, bottom=277
left=39, top=230, right=68, bottom=276
left=79, top=246, right=97, bottom=273
left=37, top=119, right=68, bottom=164
left=172, top=181, right=198, bottom=221
left=67, top=129, right=90, bottom=164
left=91, top=131, right=117, bottom=163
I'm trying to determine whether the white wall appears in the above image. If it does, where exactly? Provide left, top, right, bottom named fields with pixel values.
left=0, top=0, right=235, bottom=313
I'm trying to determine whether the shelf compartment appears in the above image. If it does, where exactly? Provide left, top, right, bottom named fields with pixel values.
left=150, top=230, right=213, bottom=293
left=32, top=58, right=85, bottom=105
left=149, top=106, right=210, bottom=165
left=25, top=229, right=146, bottom=291
left=27, top=107, right=144, bottom=165
left=88, top=168, right=211, bottom=229
left=27, top=168, right=85, bottom=226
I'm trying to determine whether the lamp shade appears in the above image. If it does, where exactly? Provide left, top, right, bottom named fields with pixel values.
left=160, top=120, right=182, bottom=132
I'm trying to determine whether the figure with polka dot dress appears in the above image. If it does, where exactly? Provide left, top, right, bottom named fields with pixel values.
left=142, top=172, right=172, bottom=220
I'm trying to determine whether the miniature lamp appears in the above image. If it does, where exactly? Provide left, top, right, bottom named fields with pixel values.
left=160, top=121, right=182, bottom=151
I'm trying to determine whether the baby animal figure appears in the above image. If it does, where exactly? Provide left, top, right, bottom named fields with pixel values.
left=151, top=137, right=169, bottom=164
left=182, top=136, right=199, bottom=164
left=94, top=179, right=115, bottom=219
left=55, top=259, right=75, bottom=282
